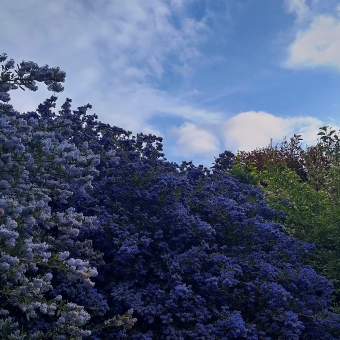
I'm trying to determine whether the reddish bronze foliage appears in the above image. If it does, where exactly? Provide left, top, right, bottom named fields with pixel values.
left=235, top=134, right=333, bottom=185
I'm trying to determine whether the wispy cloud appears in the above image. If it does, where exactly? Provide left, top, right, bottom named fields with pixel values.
left=169, top=122, right=220, bottom=158
left=2, top=0, right=215, bottom=131
left=284, top=0, right=310, bottom=22
left=282, top=2, right=340, bottom=72
left=1, top=0, right=340, bottom=169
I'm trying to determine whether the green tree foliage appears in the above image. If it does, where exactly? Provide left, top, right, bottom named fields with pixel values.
left=219, top=129, right=340, bottom=313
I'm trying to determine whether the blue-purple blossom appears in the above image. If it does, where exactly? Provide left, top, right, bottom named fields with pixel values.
left=1, top=53, right=340, bottom=339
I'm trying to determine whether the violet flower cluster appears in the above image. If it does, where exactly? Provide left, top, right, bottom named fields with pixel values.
left=1, top=53, right=340, bottom=339
left=0, top=53, right=135, bottom=339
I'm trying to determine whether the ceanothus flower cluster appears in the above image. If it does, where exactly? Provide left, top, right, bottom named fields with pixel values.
left=1, top=53, right=340, bottom=339
left=0, top=53, right=136, bottom=339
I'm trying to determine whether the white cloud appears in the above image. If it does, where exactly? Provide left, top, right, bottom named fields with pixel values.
left=168, top=111, right=334, bottom=164
left=3, top=0, right=336, bottom=168
left=124, top=67, right=149, bottom=80
left=222, top=111, right=289, bottom=152
left=167, top=105, right=223, bottom=124
left=283, top=14, right=340, bottom=70
left=148, top=57, right=164, bottom=79
left=221, top=111, right=326, bottom=153
left=172, top=62, right=195, bottom=79
left=281, top=0, right=340, bottom=72
left=0, top=0, right=209, bottom=82
left=284, top=0, right=310, bottom=22
left=0, top=0, right=215, bottom=134
left=169, top=122, right=220, bottom=157
left=186, top=88, right=202, bottom=96
left=170, top=0, right=195, bottom=11
left=77, top=67, right=102, bottom=91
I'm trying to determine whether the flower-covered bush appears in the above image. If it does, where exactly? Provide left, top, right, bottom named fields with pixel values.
left=218, top=128, right=340, bottom=316
left=1, top=53, right=340, bottom=339
left=0, top=53, right=135, bottom=339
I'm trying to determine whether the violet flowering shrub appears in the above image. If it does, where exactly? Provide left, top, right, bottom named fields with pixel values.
left=2, top=53, right=340, bottom=339
left=0, top=52, right=66, bottom=103
left=40, top=99, right=340, bottom=339
left=0, top=54, right=136, bottom=339
left=216, top=132, right=340, bottom=314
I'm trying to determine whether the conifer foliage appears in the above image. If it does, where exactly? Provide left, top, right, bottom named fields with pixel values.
left=1, top=53, right=340, bottom=339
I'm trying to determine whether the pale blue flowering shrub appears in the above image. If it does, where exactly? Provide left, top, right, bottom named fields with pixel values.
left=0, top=53, right=136, bottom=339
left=1, top=53, right=340, bottom=339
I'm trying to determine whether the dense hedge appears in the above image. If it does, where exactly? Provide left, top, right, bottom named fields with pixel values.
left=1, top=53, right=340, bottom=339
left=222, top=130, right=340, bottom=316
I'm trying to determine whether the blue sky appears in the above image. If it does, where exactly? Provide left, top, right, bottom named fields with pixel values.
left=2, top=0, right=340, bottom=169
